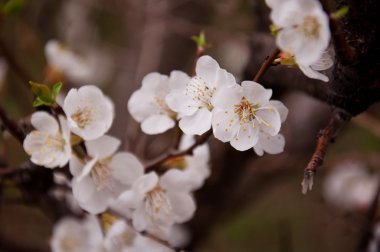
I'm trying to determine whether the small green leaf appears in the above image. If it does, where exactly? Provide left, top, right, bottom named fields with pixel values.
left=331, top=6, right=349, bottom=19
left=269, top=24, right=280, bottom=36
left=29, top=81, right=52, bottom=102
left=52, top=82, right=63, bottom=99
left=1, top=0, right=26, bottom=15
left=191, top=31, right=211, bottom=49
left=32, top=98, right=45, bottom=108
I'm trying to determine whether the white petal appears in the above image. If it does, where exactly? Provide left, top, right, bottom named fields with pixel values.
left=168, top=192, right=196, bottom=223
left=141, top=115, right=175, bottom=135
left=168, top=70, right=191, bottom=90
left=110, top=152, right=144, bottom=185
left=311, top=51, right=333, bottom=71
left=211, top=109, right=239, bottom=142
left=179, top=108, right=212, bottom=135
left=132, top=208, right=149, bottom=232
left=160, top=169, right=191, bottom=193
left=195, top=55, right=220, bottom=84
left=77, top=190, right=111, bottom=214
left=165, top=90, right=198, bottom=116
left=215, top=68, right=236, bottom=88
left=258, top=133, right=285, bottom=155
left=255, top=108, right=282, bottom=136
left=76, top=157, right=98, bottom=182
left=299, top=64, right=329, bottom=82
left=72, top=176, right=96, bottom=204
left=133, top=172, right=159, bottom=195
left=230, top=125, right=259, bottom=151
left=77, top=85, right=104, bottom=101
left=128, top=90, right=157, bottom=122
left=85, top=135, right=120, bottom=159
left=241, top=81, right=272, bottom=106
left=69, top=155, right=83, bottom=176
left=116, top=190, right=142, bottom=210
left=211, top=84, right=242, bottom=109
left=269, top=100, right=288, bottom=123
left=141, top=72, right=169, bottom=93
left=31, top=111, right=59, bottom=134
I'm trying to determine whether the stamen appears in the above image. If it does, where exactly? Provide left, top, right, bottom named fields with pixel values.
left=71, top=107, right=93, bottom=129
left=144, top=185, right=172, bottom=221
left=185, top=76, right=216, bottom=110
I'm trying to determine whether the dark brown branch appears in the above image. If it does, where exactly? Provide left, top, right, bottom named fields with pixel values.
left=301, top=109, right=351, bottom=194
left=0, top=105, right=26, bottom=143
left=145, top=129, right=212, bottom=172
left=253, top=48, right=280, bottom=82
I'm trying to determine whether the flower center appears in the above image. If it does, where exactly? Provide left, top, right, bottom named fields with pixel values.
left=45, top=133, right=66, bottom=152
left=234, top=97, right=259, bottom=125
left=144, top=185, right=172, bottom=220
left=185, top=76, right=216, bottom=110
left=154, top=95, right=176, bottom=117
left=301, top=15, right=320, bottom=38
left=111, top=229, right=136, bottom=249
left=163, top=156, right=187, bottom=170
left=60, top=236, right=81, bottom=251
left=91, top=158, right=112, bottom=192
left=71, top=107, right=93, bottom=129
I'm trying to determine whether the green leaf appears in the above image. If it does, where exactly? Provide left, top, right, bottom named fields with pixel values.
left=52, top=82, right=63, bottom=99
left=191, top=31, right=211, bottom=49
left=32, top=98, right=45, bottom=108
left=331, top=6, right=349, bottom=19
left=29, top=81, right=52, bottom=102
left=269, top=24, right=280, bottom=37
left=1, top=0, right=26, bottom=15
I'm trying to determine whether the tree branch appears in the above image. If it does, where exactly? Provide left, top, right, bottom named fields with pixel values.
left=301, top=108, right=351, bottom=194
left=0, top=105, right=26, bottom=143
left=253, top=48, right=280, bottom=82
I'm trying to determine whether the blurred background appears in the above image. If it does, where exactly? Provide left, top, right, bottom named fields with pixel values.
left=1, top=0, right=380, bottom=251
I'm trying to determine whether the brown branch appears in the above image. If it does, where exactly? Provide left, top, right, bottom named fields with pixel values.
left=0, top=105, right=26, bottom=143
left=253, top=48, right=280, bottom=82
left=301, top=108, right=351, bottom=194
left=145, top=129, right=212, bottom=172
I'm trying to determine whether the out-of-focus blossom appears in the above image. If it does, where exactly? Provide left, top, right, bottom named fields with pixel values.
left=23, top=112, right=71, bottom=168
left=63, top=85, right=114, bottom=140
left=128, top=71, right=190, bottom=135
left=166, top=55, right=236, bottom=135
left=70, top=135, right=144, bottom=214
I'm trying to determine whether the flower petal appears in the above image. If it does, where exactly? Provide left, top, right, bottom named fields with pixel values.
left=256, top=133, right=286, bottom=155
left=141, top=115, right=175, bottom=135
left=211, top=109, right=239, bottom=142
left=299, top=64, right=329, bottom=82
left=110, top=152, right=144, bottom=185
left=195, top=55, right=219, bottom=84
left=133, top=172, right=159, bottom=195
left=31, top=111, right=59, bottom=134
left=269, top=100, right=288, bottom=123
left=230, top=125, right=259, bottom=151
left=168, top=70, right=191, bottom=90
left=168, top=192, right=196, bottom=223
left=241, top=81, right=272, bottom=106
left=179, top=108, right=212, bottom=135
left=166, top=90, right=198, bottom=116
left=76, top=157, right=98, bottom=182
left=255, top=108, right=281, bottom=136
left=85, top=135, right=120, bottom=159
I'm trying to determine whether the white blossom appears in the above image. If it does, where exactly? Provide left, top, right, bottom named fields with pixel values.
left=166, top=55, right=236, bottom=135
left=23, top=112, right=71, bottom=168
left=211, top=81, right=284, bottom=151
left=298, top=51, right=333, bottom=82
left=70, top=135, right=144, bottom=214
left=63, top=85, right=114, bottom=140
left=128, top=71, right=190, bottom=135
left=115, top=172, right=196, bottom=232
left=253, top=100, right=288, bottom=156
left=50, top=215, right=103, bottom=252
left=269, top=0, right=331, bottom=66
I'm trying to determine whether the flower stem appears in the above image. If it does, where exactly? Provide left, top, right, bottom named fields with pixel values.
left=253, top=48, right=280, bottom=82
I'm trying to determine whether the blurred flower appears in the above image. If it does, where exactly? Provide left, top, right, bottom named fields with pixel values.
left=323, top=162, right=379, bottom=211
left=268, top=0, right=331, bottom=66
left=115, top=172, right=196, bottom=232
left=166, top=55, right=236, bottom=135
left=63, top=85, right=114, bottom=140
left=70, top=135, right=144, bottom=214
left=51, top=215, right=103, bottom=252
left=128, top=71, right=190, bottom=135
left=23, top=112, right=71, bottom=168
left=211, top=81, right=284, bottom=151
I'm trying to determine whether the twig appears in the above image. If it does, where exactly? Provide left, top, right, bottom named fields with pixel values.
left=0, top=105, right=26, bottom=143
left=145, top=129, right=212, bottom=172
left=253, top=48, right=280, bottom=82
left=301, top=109, right=351, bottom=194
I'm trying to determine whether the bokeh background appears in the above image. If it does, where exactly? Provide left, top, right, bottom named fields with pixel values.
left=1, top=0, right=380, bottom=251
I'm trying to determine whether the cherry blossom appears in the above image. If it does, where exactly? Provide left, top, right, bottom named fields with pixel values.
left=166, top=55, right=236, bottom=135
left=70, top=135, right=144, bottom=214
left=115, top=172, right=196, bottom=232
left=63, top=85, right=114, bottom=140
left=211, top=81, right=284, bottom=151
left=128, top=71, right=190, bottom=135
left=268, top=0, right=330, bottom=66
left=23, top=112, right=71, bottom=168
left=50, top=215, right=103, bottom=252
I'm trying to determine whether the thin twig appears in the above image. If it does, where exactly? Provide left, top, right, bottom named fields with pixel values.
left=0, top=105, right=26, bottom=143
left=253, top=48, right=280, bottom=82
left=145, top=129, right=212, bottom=172
left=301, top=109, right=351, bottom=194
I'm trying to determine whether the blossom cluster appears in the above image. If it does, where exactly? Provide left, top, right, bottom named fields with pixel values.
left=266, top=0, right=333, bottom=82
left=129, top=55, right=288, bottom=154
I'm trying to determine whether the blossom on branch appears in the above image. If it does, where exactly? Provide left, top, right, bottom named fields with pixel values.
left=70, top=135, right=144, bottom=214
left=166, top=55, right=236, bottom=135
left=23, top=111, right=71, bottom=168
left=211, top=81, right=284, bottom=151
left=128, top=71, right=190, bottom=135
left=63, top=85, right=114, bottom=140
